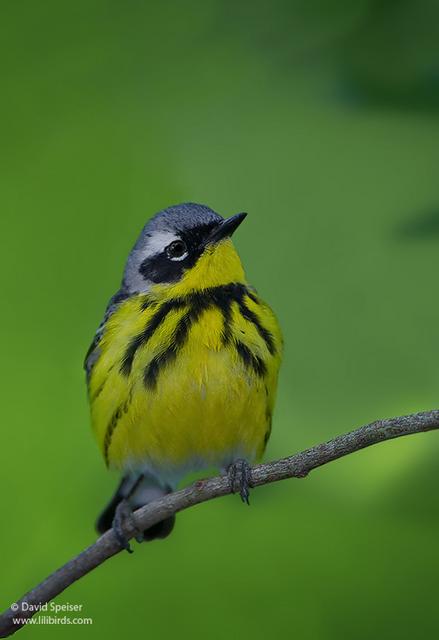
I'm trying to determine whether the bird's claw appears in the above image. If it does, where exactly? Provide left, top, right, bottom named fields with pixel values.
left=112, top=499, right=139, bottom=553
left=228, top=459, right=252, bottom=505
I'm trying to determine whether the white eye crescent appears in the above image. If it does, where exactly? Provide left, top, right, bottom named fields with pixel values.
left=166, top=239, right=188, bottom=261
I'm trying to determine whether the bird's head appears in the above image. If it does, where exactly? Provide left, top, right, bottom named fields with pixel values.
left=122, top=203, right=247, bottom=295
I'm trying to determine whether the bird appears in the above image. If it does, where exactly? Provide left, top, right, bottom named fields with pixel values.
left=85, top=203, right=282, bottom=550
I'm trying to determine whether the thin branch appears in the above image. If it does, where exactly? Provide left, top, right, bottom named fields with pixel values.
left=1, top=409, right=438, bottom=638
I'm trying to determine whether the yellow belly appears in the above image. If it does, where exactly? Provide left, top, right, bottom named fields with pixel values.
left=113, top=345, right=268, bottom=478
left=89, top=291, right=281, bottom=484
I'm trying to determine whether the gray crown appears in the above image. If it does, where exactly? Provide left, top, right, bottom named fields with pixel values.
left=141, top=202, right=223, bottom=236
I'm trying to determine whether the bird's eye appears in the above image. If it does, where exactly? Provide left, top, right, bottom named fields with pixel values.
left=166, top=239, right=188, bottom=261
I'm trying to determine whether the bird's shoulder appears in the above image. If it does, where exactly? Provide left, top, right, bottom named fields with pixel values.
left=246, top=285, right=283, bottom=343
left=84, top=288, right=133, bottom=380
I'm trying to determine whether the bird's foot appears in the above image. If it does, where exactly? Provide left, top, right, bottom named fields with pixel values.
left=112, top=499, right=141, bottom=553
left=227, top=459, right=253, bottom=505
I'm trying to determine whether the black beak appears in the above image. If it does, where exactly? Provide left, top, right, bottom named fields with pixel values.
left=207, top=212, right=247, bottom=244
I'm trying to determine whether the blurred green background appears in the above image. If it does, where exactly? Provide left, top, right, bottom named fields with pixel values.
left=1, top=1, right=439, bottom=638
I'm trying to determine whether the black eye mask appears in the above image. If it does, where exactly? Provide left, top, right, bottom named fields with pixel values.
left=138, top=222, right=218, bottom=284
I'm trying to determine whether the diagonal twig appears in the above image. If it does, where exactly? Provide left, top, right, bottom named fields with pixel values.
left=1, top=409, right=438, bottom=637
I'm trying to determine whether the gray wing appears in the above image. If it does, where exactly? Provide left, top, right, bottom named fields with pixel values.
left=84, top=289, right=130, bottom=382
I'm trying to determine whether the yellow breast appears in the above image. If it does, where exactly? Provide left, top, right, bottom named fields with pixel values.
left=88, top=240, right=282, bottom=484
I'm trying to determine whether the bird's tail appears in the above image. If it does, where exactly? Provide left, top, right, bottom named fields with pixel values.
left=96, top=473, right=176, bottom=541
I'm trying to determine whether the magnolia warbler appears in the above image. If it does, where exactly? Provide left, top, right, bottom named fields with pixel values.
left=85, top=203, right=282, bottom=549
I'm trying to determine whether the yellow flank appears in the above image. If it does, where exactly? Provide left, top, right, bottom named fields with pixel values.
left=88, top=239, right=282, bottom=481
